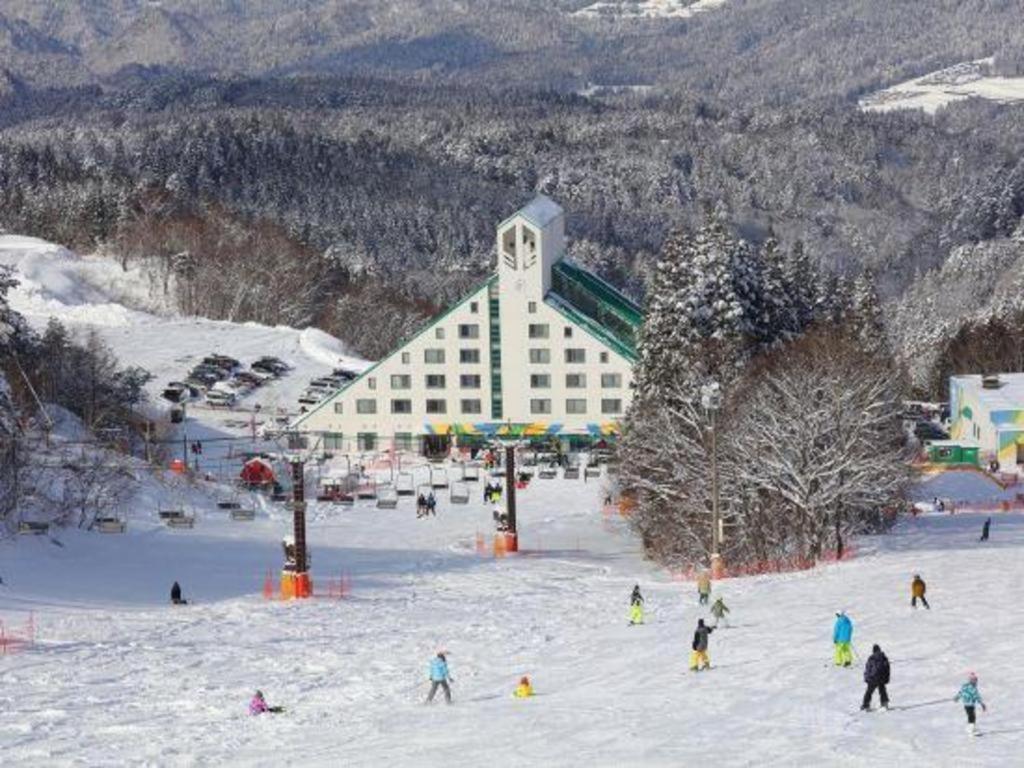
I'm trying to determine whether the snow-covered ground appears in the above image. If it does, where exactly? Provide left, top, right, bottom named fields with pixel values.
left=572, top=0, right=727, bottom=21
left=860, top=57, right=1024, bottom=114
left=0, top=235, right=370, bottom=430
left=2, top=469, right=1022, bottom=766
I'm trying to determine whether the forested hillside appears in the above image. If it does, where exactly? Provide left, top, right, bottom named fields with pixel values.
left=0, top=1, right=1022, bottom=385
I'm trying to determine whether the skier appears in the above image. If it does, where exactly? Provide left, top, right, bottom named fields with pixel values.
left=689, top=618, right=715, bottom=671
left=696, top=571, right=711, bottom=606
left=629, top=584, right=644, bottom=625
left=979, top=517, right=991, bottom=542
left=513, top=676, right=534, bottom=698
left=170, top=581, right=187, bottom=605
left=833, top=611, right=854, bottom=667
left=860, top=644, right=890, bottom=711
left=710, top=596, right=730, bottom=627
left=953, top=671, right=987, bottom=736
left=248, top=690, right=283, bottom=715
left=911, top=574, right=930, bottom=609
left=426, top=651, right=453, bottom=704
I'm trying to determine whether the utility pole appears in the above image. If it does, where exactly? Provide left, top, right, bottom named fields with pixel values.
left=504, top=444, right=517, bottom=549
left=283, top=457, right=312, bottom=598
left=702, top=382, right=723, bottom=579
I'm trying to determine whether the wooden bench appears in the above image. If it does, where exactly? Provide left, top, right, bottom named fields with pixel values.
left=165, top=515, right=196, bottom=529
left=18, top=521, right=50, bottom=535
left=564, top=467, right=580, bottom=479
left=230, top=508, right=256, bottom=521
left=95, top=518, right=127, bottom=533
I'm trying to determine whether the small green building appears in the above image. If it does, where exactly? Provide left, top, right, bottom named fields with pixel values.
left=926, top=440, right=979, bottom=466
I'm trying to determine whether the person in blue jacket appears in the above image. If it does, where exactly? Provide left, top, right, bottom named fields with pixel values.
left=426, top=651, right=453, bottom=704
left=954, top=672, right=987, bottom=736
left=833, top=611, right=854, bottom=667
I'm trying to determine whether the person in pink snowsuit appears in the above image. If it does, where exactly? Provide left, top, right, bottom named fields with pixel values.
left=249, top=690, right=269, bottom=715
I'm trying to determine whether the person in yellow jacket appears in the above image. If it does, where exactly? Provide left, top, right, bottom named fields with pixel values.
left=513, top=676, right=534, bottom=698
left=696, top=571, right=711, bottom=606
left=911, top=574, right=930, bottom=609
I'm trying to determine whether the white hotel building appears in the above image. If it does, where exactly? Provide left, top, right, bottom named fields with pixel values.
left=293, top=196, right=642, bottom=455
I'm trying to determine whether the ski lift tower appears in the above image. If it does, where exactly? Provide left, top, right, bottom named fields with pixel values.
left=281, top=456, right=313, bottom=598
left=494, top=426, right=521, bottom=553
left=701, top=381, right=724, bottom=580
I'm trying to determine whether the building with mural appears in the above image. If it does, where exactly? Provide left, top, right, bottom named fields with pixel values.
left=292, top=196, right=642, bottom=455
left=949, top=373, right=1024, bottom=472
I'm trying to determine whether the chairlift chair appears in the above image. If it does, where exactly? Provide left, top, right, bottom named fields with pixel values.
left=356, top=478, right=378, bottom=500
left=463, top=462, right=481, bottom=482
left=377, top=484, right=399, bottom=509
left=396, top=471, right=415, bottom=496
left=563, top=465, right=580, bottom=480
left=430, top=467, right=449, bottom=489
left=450, top=482, right=470, bottom=505
left=585, top=465, right=602, bottom=479
left=538, top=465, right=558, bottom=480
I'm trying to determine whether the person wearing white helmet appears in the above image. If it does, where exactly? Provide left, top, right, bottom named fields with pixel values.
left=954, top=671, right=987, bottom=736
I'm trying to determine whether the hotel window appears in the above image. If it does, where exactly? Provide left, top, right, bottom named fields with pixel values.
left=424, top=349, right=445, bottom=364
left=458, top=324, right=479, bottom=339
left=324, top=433, right=344, bottom=450
left=601, top=373, right=622, bottom=388
left=425, top=374, right=446, bottom=389
left=528, top=323, right=549, bottom=339
left=528, top=301, right=537, bottom=314
left=394, top=433, right=413, bottom=451
left=566, top=373, right=587, bottom=389
left=402, top=351, right=411, bottom=364
left=602, top=399, right=623, bottom=415
left=460, top=349, right=481, bottom=364
left=470, top=301, right=479, bottom=314
left=565, top=348, right=586, bottom=364
left=600, top=351, right=609, bottom=364
left=357, top=432, right=377, bottom=451
left=333, top=402, right=343, bottom=414
left=367, top=376, right=376, bottom=390
left=435, top=327, right=445, bottom=340
left=566, top=399, right=587, bottom=414
left=530, top=399, right=552, bottom=415
left=460, top=374, right=481, bottom=389
left=426, top=399, right=447, bottom=414
left=530, top=374, right=551, bottom=389
left=356, top=399, right=376, bottom=414
left=529, top=349, right=551, bottom=364
left=461, top=399, right=482, bottom=415
left=391, top=374, right=411, bottom=389
left=564, top=326, right=573, bottom=338
left=391, top=399, right=412, bottom=414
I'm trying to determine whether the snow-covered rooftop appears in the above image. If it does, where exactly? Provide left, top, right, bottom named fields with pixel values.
left=954, top=373, right=1024, bottom=411
left=510, top=194, right=563, bottom=229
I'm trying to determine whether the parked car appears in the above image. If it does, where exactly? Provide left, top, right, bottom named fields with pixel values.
left=298, top=389, right=327, bottom=405
left=161, top=383, right=188, bottom=403
left=235, top=371, right=268, bottom=387
left=332, top=368, right=358, bottom=381
left=206, top=390, right=236, bottom=407
left=253, top=357, right=290, bottom=375
left=188, top=370, right=221, bottom=387
left=183, top=376, right=210, bottom=393
left=205, top=354, right=241, bottom=370
left=309, top=378, right=341, bottom=390
left=191, top=364, right=230, bottom=381
left=914, top=422, right=949, bottom=441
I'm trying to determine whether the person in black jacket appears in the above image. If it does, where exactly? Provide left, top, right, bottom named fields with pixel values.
left=170, top=581, right=187, bottom=605
left=861, top=644, right=890, bottom=711
left=979, top=517, right=991, bottom=542
left=689, top=619, right=715, bottom=671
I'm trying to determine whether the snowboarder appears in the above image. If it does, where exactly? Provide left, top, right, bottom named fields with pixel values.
left=954, top=671, right=987, bottom=736
left=513, top=676, right=534, bottom=698
left=861, top=644, right=890, bottom=711
left=416, top=493, right=427, bottom=518
left=833, top=611, right=854, bottom=667
left=979, top=517, right=991, bottom=542
left=912, top=574, right=930, bottom=609
left=170, top=581, right=187, bottom=605
left=426, top=491, right=437, bottom=516
left=690, top=618, right=715, bottom=671
left=710, top=596, right=730, bottom=627
left=696, top=571, right=711, bottom=606
left=629, top=584, right=644, bottom=625
left=248, top=690, right=283, bottom=715
left=426, top=652, right=453, bottom=704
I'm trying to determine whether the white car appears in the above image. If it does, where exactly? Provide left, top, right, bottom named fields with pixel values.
left=206, top=390, right=236, bottom=407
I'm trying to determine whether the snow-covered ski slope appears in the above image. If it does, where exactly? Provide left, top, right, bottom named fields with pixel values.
left=2, top=473, right=1022, bottom=767
left=572, top=0, right=728, bottom=21
left=860, top=57, right=1024, bottom=114
left=0, top=235, right=369, bottom=421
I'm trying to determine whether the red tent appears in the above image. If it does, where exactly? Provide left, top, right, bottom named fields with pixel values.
left=240, top=457, right=276, bottom=487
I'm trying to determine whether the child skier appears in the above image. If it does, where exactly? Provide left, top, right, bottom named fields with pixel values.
left=689, top=618, right=715, bottom=671
left=426, top=652, right=453, bottom=704
left=710, top=596, right=730, bottom=627
left=911, top=574, right=930, bottom=609
left=248, top=690, right=283, bottom=715
left=629, top=584, right=644, bottom=625
left=861, top=644, right=891, bottom=711
left=696, top=572, right=711, bottom=606
left=954, top=672, right=987, bottom=736
left=833, top=611, right=854, bottom=667
left=513, top=676, right=534, bottom=698
left=979, top=517, right=991, bottom=542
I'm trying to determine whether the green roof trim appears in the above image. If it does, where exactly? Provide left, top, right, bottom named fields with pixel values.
left=548, top=259, right=642, bottom=361
left=291, top=275, right=498, bottom=428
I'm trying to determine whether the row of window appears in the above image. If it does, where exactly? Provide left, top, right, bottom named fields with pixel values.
left=433, top=324, right=480, bottom=340
left=389, top=347, right=611, bottom=367
left=528, top=348, right=593, bottom=364
left=339, top=398, right=623, bottom=416
left=527, top=323, right=576, bottom=340
left=377, top=372, right=623, bottom=391
left=530, top=373, right=622, bottom=389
